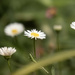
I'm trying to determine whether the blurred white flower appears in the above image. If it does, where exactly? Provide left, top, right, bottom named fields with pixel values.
left=70, top=22, right=75, bottom=29
left=4, top=23, right=25, bottom=37
left=0, top=47, right=16, bottom=56
left=53, top=25, right=62, bottom=31
left=24, top=29, right=46, bottom=40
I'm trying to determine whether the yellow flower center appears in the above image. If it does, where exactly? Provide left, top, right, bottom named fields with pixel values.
left=12, top=29, right=18, bottom=34
left=31, top=32, right=39, bottom=37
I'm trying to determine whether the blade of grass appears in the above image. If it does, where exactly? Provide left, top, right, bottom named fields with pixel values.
left=13, top=49, right=75, bottom=75
left=29, top=54, right=49, bottom=74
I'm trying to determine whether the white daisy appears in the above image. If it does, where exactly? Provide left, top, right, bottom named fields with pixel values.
left=70, top=22, right=75, bottom=29
left=0, top=47, right=16, bottom=56
left=24, top=29, right=46, bottom=40
left=4, top=22, right=25, bottom=37
left=53, top=25, right=62, bottom=31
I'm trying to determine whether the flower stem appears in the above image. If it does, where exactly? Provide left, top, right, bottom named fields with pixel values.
left=7, top=59, right=11, bottom=73
left=56, top=32, right=62, bottom=75
left=32, top=39, right=49, bottom=74
left=33, top=38, right=36, bottom=58
left=56, top=32, right=59, bottom=51
left=33, top=38, right=37, bottom=75
left=51, top=66, right=55, bottom=75
left=4, top=56, right=12, bottom=74
left=14, top=36, right=18, bottom=46
left=6, top=59, right=12, bottom=75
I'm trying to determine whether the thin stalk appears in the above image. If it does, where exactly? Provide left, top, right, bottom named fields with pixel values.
left=7, top=59, right=12, bottom=74
left=33, top=38, right=36, bottom=58
left=32, top=39, right=49, bottom=74
left=13, top=36, right=22, bottom=50
left=56, top=32, right=59, bottom=51
left=33, top=38, right=37, bottom=75
left=14, top=36, right=18, bottom=44
left=56, top=32, right=62, bottom=75
left=51, top=66, right=55, bottom=75
left=12, top=36, right=18, bottom=46
left=14, top=36, right=18, bottom=46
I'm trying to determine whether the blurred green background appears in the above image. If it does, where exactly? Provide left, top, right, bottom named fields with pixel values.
left=0, top=0, right=75, bottom=75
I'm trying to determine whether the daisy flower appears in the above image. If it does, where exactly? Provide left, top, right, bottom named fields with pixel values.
left=70, top=22, right=75, bottom=29
left=53, top=25, right=62, bottom=31
left=24, top=29, right=46, bottom=40
left=0, top=47, right=16, bottom=56
left=4, top=22, right=25, bottom=37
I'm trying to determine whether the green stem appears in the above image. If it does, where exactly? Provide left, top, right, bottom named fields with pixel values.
left=56, top=32, right=62, bottom=75
left=33, top=38, right=37, bottom=75
left=14, top=36, right=18, bottom=43
left=12, top=36, right=19, bottom=47
left=33, top=38, right=36, bottom=58
left=51, top=66, right=55, bottom=75
left=56, top=32, right=59, bottom=51
left=14, top=36, right=18, bottom=46
left=33, top=39, right=49, bottom=74
left=7, top=59, right=12, bottom=74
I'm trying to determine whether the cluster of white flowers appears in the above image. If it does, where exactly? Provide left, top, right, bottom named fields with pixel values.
left=1, top=22, right=46, bottom=57
left=1, top=21, right=74, bottom=57
left=0, top=20, right=74, bottom=75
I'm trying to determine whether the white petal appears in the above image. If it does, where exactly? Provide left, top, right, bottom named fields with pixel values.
left=0, top=47, right=16, bottom=56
